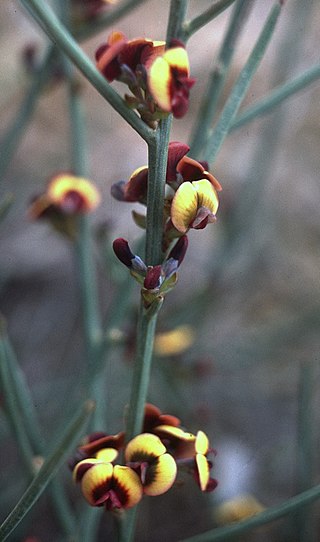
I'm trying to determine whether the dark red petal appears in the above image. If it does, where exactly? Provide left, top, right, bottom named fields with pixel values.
left=166, top=141, right=190, bottom=182
left=113, top=239, right=135, bottom=267
left=167, top=235, right=188, bottom=265
left=144, top=265, right=162, bottom=290
left=176, top=156, right=205, bottom=182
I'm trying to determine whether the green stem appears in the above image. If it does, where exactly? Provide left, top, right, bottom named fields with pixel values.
left=0, top=400, right=94, bottom=542
left=145, top=117, right=172, bottom=266
left=296, top=360, right=315, bottom=542
left=231, top=63, right=320, bottom=130
left=166, top=0, right=189, bottom=42
left=76, top=0, right=152, bottom=41
left=0, top=325, right=35, bottom=477
left=203, top=1, right=283, bottom=165
left=21, top=0, right=155, bottom=143
left=182, top=0, right=238, bottom=40
left=189, top=0, right=253, bottom=158
left=0, top=46, right=56, bottom=180
left=182, top=484, right=320, bottom=542
left=1, top=313, right=77, bottom=536
left=125, top=300, right=162, bottom=443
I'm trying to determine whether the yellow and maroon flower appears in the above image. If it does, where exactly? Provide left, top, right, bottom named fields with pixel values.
left=29, top=173, right=101, bottom=219
left=125, top=433, right=177, bottom=496
left=111, top=141, right=221, bottom=206
left=152, top=424, right=218, bottom=493
left=74, top=459, right=143, bottom=510
left=96, top=32, right=164, bottom=83
left=148, top=41, right=195, bottom=118
left=170, top=179, right=219, bottom=234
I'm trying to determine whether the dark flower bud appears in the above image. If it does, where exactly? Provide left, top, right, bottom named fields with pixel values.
left=113, top=238, right=135, bottom=267
left=144, top=265, right=163, bottom=290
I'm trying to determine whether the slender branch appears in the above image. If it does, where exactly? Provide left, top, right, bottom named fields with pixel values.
left=0, top=324, right=35, bottom=476
left=189, top=0, right=254, bottom=158
left=146, top=116, right=172, bottom=266
left=20, top=0, right=155, bottom=142
left=203, top=1, right=284, bottom=165
left=0, top=400, right=94, bottom=542
left=296, top=360, right=315, bottom=542
left=183, top=0, right=238, bottom=40
left=166, top=0, right=189, bottom=42
left=182, top=484, right=320, bottom=542
left=0, top=46, right=56, bottom=180
left=231, top=63, right=320, bottom=130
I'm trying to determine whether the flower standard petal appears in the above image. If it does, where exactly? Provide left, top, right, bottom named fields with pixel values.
left=73, top=458, right=105, bottom=483
left=171, top=181, right=198, bottom=233
left=48, top=174, right=101, bottom=213
left=125, top=433, right=166, bottom=462
left=148, top=56, right=172, bottom=112
left=143, top=453, right=177, bottom=496
left=171, top=179, right=219, bottom=233
left=95, top=448, right=119, bottom=463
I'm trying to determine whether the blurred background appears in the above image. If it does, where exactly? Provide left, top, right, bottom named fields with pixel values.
left=1, top=1, right=320, bottom=540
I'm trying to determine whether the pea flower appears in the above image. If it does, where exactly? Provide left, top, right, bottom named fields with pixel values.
left=74, top=459, right=143, bottom=510
left=29, top=173, right=101, bottom=238
left=125, top=433, right=177, bottom=496
left=148, top=41, right=196, bottom=118
left=170, top=178, right=219, bottom=234
left=29, top=173, right=100, bottom=218
left=153, top=424, right=217, bottom=493
left=111, top=141, right=221, bottom=205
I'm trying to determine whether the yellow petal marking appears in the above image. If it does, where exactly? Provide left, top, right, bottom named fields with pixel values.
left=48, top=174, right=101, bottom=211
left=143, top=453, right=177, bottom=496
left=148, top=56, right=171, bottom=112
left=125, top=433, right=166, bottom=462
left=195, top=430, right=209, bottom=455
left=95, top=448, right=119, bottom=463
left=163, top=47, right=190, bottom=73
left=194, top=179, right=219, bottom=214
left=73, top=458, right=104, bottom=482
left=113, top=465, right=143, bottom=508
left=81, top=462, right=113, bottom=505
left=171, top=179, right=219, bottom=233
left=155, top=425, right=196, bottom=441
left=196, top=453, right=210, bottom=491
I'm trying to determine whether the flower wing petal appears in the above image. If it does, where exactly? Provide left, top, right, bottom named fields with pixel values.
left=112, top=465, right=143, bottom=508
left=144, top=453, right=177, bottom=496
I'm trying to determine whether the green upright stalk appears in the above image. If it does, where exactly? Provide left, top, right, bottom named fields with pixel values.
left=0, top=400, right=94, bottom=542
left=296, top=360, right=316, bottom=542
left=145, top=117, right=172, bottom=266
left=203, top=1, right=283, bottom=165
left=230, top=63, right=320, bottom=130
left=0, top=46, right=56, bottom=180
left=182, top=0, right=238, bottom=40
left=189, top=0, right=253, bottom=158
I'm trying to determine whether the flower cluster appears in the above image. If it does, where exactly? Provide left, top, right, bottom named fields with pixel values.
left=29, top=173, right=100, bottom=238
left=71, top=404, right=217, bottom=511
left=111, top=141, right=221, bottom=303
left=95, top=32, right=195, bottom=124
